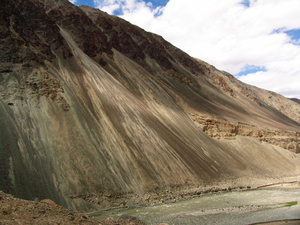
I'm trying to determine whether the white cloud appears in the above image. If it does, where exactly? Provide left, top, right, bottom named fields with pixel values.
left=69, top=0, right=77, bottom=4
left=94, top=0, right=157, bottom=16
left=95, top=0, right=300, bottom=98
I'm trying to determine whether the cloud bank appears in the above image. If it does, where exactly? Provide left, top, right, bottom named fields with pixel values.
left=94, top=0, right=300, bottom=98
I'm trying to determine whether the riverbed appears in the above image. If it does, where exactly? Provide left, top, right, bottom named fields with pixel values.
left=94, top=188, right=300, bottom=224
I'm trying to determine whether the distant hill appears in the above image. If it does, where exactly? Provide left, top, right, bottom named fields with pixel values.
left=290, top=98, right=300, bottom=105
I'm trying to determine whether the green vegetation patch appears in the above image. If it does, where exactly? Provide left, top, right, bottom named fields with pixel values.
left=283, top=201, right=298, bottom=207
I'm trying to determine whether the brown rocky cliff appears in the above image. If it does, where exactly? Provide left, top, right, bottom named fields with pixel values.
left=188, top=113, right=300, bottom=153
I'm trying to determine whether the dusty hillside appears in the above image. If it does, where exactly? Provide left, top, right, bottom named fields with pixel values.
left=0, top=0, right=300, bottom=212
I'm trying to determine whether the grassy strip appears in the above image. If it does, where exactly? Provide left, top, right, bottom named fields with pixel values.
left=283, top=201, right=298, bottom=207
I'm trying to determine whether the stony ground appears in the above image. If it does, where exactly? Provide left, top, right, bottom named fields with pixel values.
left=0, top=191, right=145, bottom=225
left=1, top=189, right=299, bottom=225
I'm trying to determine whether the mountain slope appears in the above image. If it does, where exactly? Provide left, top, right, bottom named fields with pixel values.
left=0, top=0, right=300, bottom=212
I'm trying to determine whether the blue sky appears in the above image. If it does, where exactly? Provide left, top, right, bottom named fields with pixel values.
left=284, top=29, right=300, bottom=45
left=70, top=0, right=93, bottom=7
left=240, top=0, right=250, bottom=7
left=72, top=0, right=169, bottom=13
left=69, top=0, right=300, bottom=98
left=236, top=65, right=267, bottom=77
left=72, top=0, right=169, bottom=8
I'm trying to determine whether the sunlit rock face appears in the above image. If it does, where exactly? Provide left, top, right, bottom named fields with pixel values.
left=1, top=0, right=300, bottom=212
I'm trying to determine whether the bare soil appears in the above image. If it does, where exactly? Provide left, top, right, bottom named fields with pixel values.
left=0, top=191, right=144, bottom=225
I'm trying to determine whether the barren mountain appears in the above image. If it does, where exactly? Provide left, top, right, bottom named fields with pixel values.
left=0, top=0, right=300, bottom=212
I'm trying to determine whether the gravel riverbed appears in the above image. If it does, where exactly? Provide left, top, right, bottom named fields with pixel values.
left=95, top=188, right=300, bottom=225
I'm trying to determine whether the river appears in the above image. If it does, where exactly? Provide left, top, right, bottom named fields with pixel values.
left=94, top=188, right=300, bottom=224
